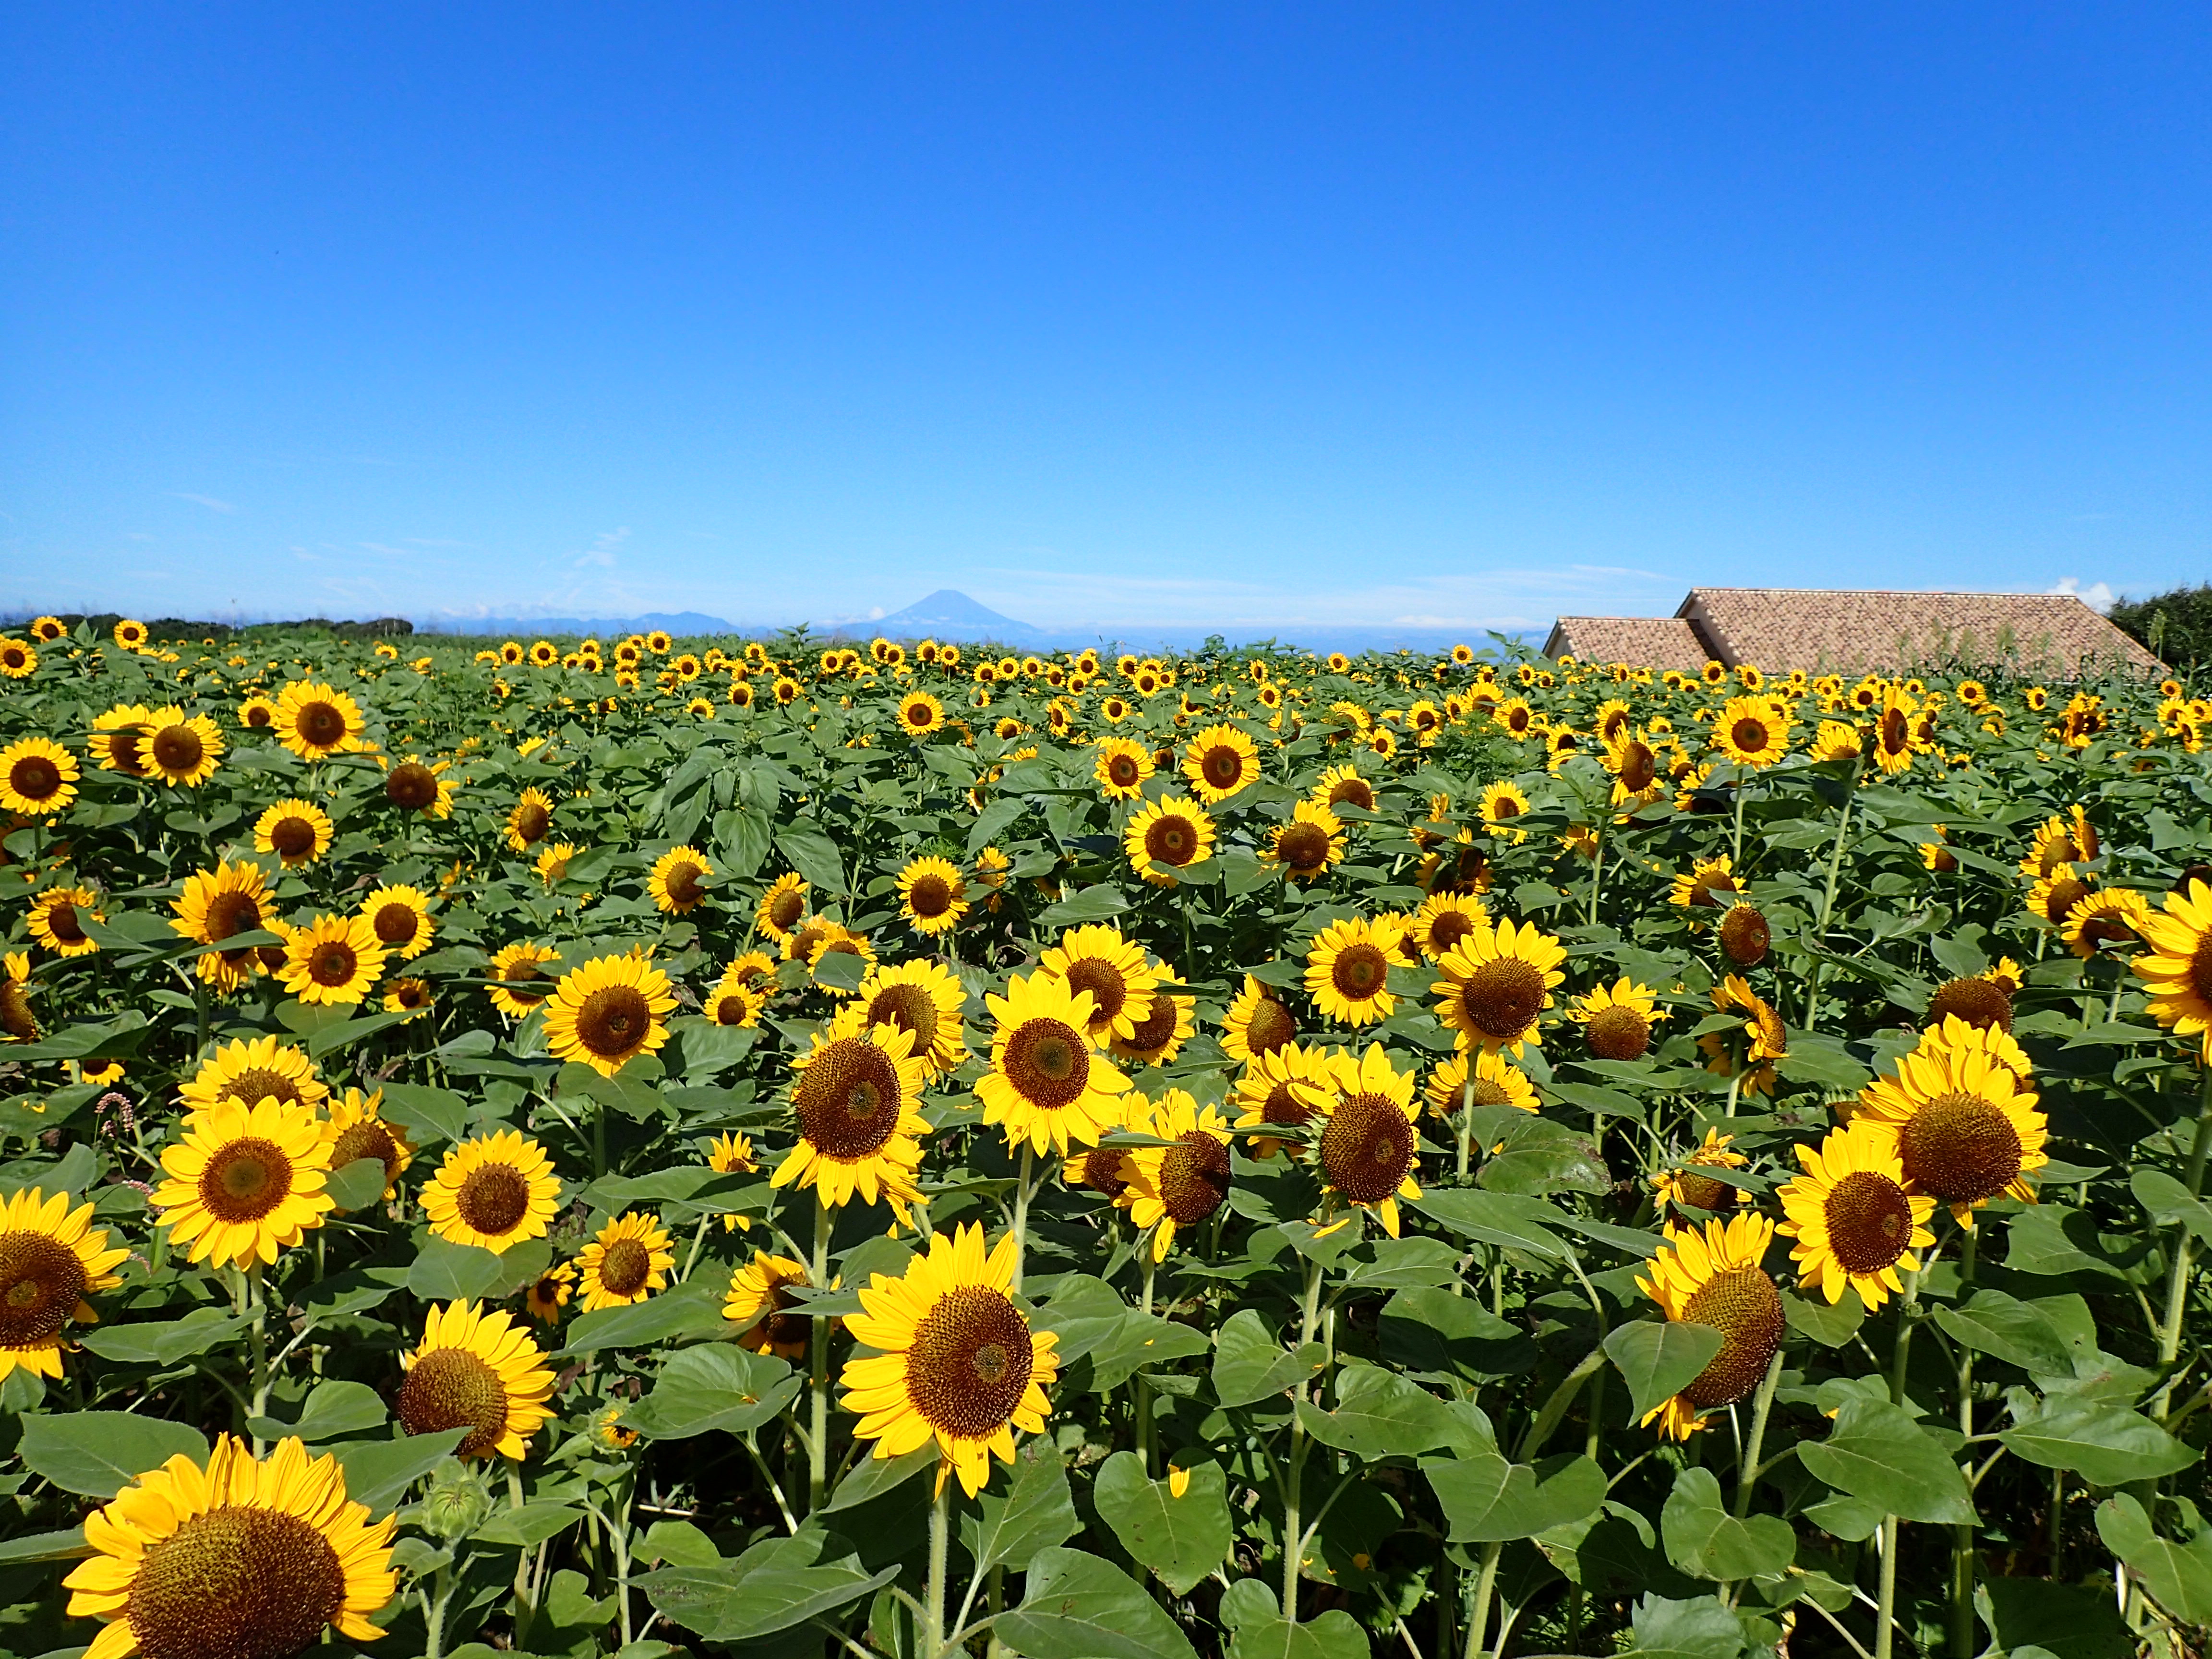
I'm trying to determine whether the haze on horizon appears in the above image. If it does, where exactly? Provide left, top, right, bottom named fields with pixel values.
left=4, top=7, right=2207, bottom=636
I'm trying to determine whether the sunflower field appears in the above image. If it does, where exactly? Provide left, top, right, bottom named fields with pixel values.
left=2, top=617, right=2212, bottom=1659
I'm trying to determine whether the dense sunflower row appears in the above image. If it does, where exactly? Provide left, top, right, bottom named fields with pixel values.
left=0, top=616, right=2210, bottom=1659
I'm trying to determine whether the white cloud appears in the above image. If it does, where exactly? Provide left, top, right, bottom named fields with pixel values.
left=168, top=492, right=236, bottom=514
left=2048, top=577, right=2116, bottom=614
left=572, top=527, right=632, bottom=570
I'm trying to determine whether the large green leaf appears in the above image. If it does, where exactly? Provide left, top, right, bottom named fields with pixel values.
left=774, top=822, right=848, bottom=894
left=1618, top=1592, right=1748, bottom=1659
left=1659, top=1467, right=1794, bottom=1582
left=325, top=1155, right=392, bottom=1212
left=624, top=1345, right=803, bottom=1439
left=1293, top=1365, right=1453, bottom=1459
left=1798, top=1398, right=1975, bottom=1525
left=1377, top=1286, right=1536, bottom=1381
left=558, top=1279, right=728, bottom=1357
left=1406, top=1190, right=1568, bottom=1258
left=18, top=1413, right=210, bottom=1498
left=2000, top=1401, right=2199, bottom=1487
left=247, top=1378, right=388, bottom=1443
left=640, top=1548, right=896, bottom=1641
left=2132, top=1168, right=2212, bottom=1245
left=2095, top=1495, right=2212, bottom=1624
left=333, top=1429, right=469, bottom=1513
left=1085, top=1311, right=1212, bottom=1391
left=1223, top=1595, right=1370, bottom=1659
left=1092, top=1453, right=1232, bottom=1595
left=1603, top=1321, right=1724, bottom=1424
left=1932, top=1289, right=2081, bottom=1375
left=961, top=1437, right=1079, bottom=1573
left=1979, top=1576, right=2133, bottom=1659
left=78, top=1307, right=245, bottom=1366
left=1422, top=1444, right=1606, bottom=1542
left=408, top=1235, right=551, bottom=1302
left=996, top=1547, right=1201, bottom=1659
left=1211, top=1309, right=1327, bottom=1407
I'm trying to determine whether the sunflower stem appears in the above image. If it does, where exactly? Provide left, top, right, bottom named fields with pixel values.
left=507, top=1467, right=540, bottom=1651
left=1281, top=1248, right=1325, bottom=1618
left=925, top=1477, right=951, bottom=1656
left=246, top=1262, right=270, bottom=1454
left=1136, top=1245, right=1157, bottom=1475
left=1732, top=1349, right=1783, bottom=1519
left=1802, top=782, right=1856, bottom=1026
left=1461, top=1539, right=1504, bottom=1659
left=1009, top=1144, right=1035, bottom=1295
left=1873, top=1514, right=1901, bottom=1659
left=1456, top=1076, right=1474, bottom=1181
left=808, top=1191, right=832, bottom=1515
left=2151, top=1060, right=2212, bottom=1418
left=1950, top=1228, right=1979, bottom=1659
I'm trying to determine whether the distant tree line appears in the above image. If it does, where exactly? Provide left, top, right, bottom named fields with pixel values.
left=3, top=613, right=415, bottom=642
left=2109, top=584, right=2212, bottom=673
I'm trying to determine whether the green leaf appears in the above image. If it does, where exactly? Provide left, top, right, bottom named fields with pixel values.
left=1378, top=1287, right=1536, bottom=1381
left=1035, top=884, right=1132, bottom=928
left=473, top=1501, right=587, bottom=1549
left=640, top=1553, right=898, bottom=1642
left=1620, top=1592, right=1748, bottom=1659
left=625, top=1345, right=804, bottom=1439
left=78, top=1307, right=246, bottom=1365
left=1780, top=1286, right=1865, bottom=1348
left=1999, top=1401, right=2200, bottom=1487
left=1085, top=1311, right=1212, bottom=1392
left=1478, top=1139, right=1610, bottom=1196
left=560, top=1280, right=730, bottom=1358
left=2132, top=1168, right=2212, bottom=1246
left=2095, top=1495, right=2212, bottom=1623
left=409, top=1235, right=550, bottom=1302
left=1603, top=1321, right=1724, bottom=1424
left=298, top=1264, right=409, bottom=1321
left=325, top=1155, right=391, bottom=1212
left=1294, top=1365, right=1454, bottom=1459
left=1211, top=1308, right=1328, bottom=1407
left=333, top=1429, right=469, bottom=1513
left=1659, top=1467, right=1795, bottom=1582
left=774, top=822, right=848, bottom=894
left=997, top=1546, right=1201, bottom=1659
left=1092, top=1453, right=1233, bottom=1595
left=1407, top=1189, right=1567, bottom=1258
left=247, top=1379, right=388, bottom=1443
left=306, top=1008, right=419, bottom=1059
left=379, top=1082, right=473, bottom=1147
left=962, top=1437, right=1079, bottom=1573
left=1979, top=1577, right=2133, bottom=1659
left=1932, top=1290, right=2080, bottom=1375
left=1224, top=1605, right=1370, bottom=1659
left=1422, top=1444, right=1606, bottom=1542
left=0, top=1527, right=91, bottom=1564
left=823, top=1444, right=937, bottom=1512
left=1798, top=1397, right=1976, bottom=1525
left=19, top=1413, right=210, bottom=1498
left=0, top=1013, right=152, bottom=1062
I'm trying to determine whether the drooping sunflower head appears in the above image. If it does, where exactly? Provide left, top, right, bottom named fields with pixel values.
left=1568, top=975, right=1665, bottom=1062
left=398, top=1301, right=556, bottom=1461
left=542, top=952, right=676, bottom=1078
left=978, top=970, right=1131, bottom=1155
left=154, top=1095, right=336, bottom=1269
left=421, top=1130, right=562, bottom=1252
left=755, top=872, right=810, bottom=940
left=1635, top=1212, right=1783, bottom=1439
left=896, top=855, right=969, bottom=936
left=1297, top=1044, right=1422, bottom=1237
left=1431, top=917, right=1567, bottom=1054
left=576, top=1211, right=675, bottom=1312
left=1776, top=1122, right=1936, bottom=1311
left=1717, top=902, right=1771, bottom=968
left=1221, top=974, right=1300, bottom=1065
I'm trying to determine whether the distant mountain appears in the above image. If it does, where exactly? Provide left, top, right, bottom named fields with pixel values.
left=866, top=590, right=1055, bottom=646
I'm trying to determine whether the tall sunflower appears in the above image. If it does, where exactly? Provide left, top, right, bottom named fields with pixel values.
left=486, top=941, right=560, bottom=1020
left=1310, top=763, right=1376, bottom=814
left=397, top=1301, right=556, bottom=1461
left=1567, top=976, right=1665, bottom=1062
left=1093, top=737, right=1154, bottom=800
left=321, top=1087, right=413, bottom=1207
left=277, top=914, right=387, bottom=1008
left=854, top=959, right=969, bottom=1077
left=1294, top=1044, right=1423, bottom=1238
left=895, top=855, right=969, bottom=936
left=1478, top=781, right=1531, bottom=843
left=28, top=886, right=103, bottom=958
left=1304, top=915, right=1408, bottom=1027
left=1775, top=1123, right=1936, bottom=1312
left=1221, top=974, right=1300, bottom=1065
left=1108, top=986, right=1195, bottom=1066
left=1696, top=974, right=1789, bottom=1096
left=153, top=1096, right=335, bottom=1268
left=897, top=689, right=946, bottom=736
left=1431, top=917, right=1567, bottom=1054
left=1663, top=855, right=1738, bottom=910
left=1852, top=1040, right=2047, bottom=1226
left=648, top=845, right=714, bottom=915
left=576, top=1211, right=675, bottom=1312
left=421, top=1130, right=562, bottom=1252
left=1122, top=1091, right=1233, bottom=1260
left=542, top=952, right=676, bottom=1077
left=0, top=1186, right=130, bottom=1381
left=254, top=798, right=335, bottom=867
left=89, top=704, right=157, bottom=777
left=1263, top=800, right=1346, bottom=882
left=1038, top=924, right=1161, bottom=1044
left=1411, top=891, right=1488, bottom=962
left=755, top=873, right=809, bottom=941
left=504, top=787, right=555, bottom=852
left=141, top=708, right=224, bottom=787
left=273, top=681, right=366, bottom=761
left=1123, top=795, right=1216, bottom=887
left=724, top=1251, right=815, bottom=1358
left=1422, top=1047, right=1538, bottom=1119
left=179, top=1034, right=329, bottom=1117
left=1181, top=723, right=1261, bottom=803
left=0, top=736, right=79, bottom=817
left=702, top=962, right=768, bottom=1030
left=841, top=1222, right=1060, bottom=1498
left=64, top=1434, right=398, bottom=1659
left=168, top=860, right=276, bottom=991
left=1633, top=1213, right=1784, bottom=1440
left=1709, top=697, right=1795, bottom=769
left=978, top=971, right=1131, bottom=1155
left=770, top=1005, right=931, bottom=1213
left=2134, top=878, right=2212, bottom=1059
left=358, top=883, right=434, bottom=961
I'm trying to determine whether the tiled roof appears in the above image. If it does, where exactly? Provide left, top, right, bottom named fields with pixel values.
left=1542, top=616, right=1709, bottom=669
left=1676, top=589, right=2162, bottom=676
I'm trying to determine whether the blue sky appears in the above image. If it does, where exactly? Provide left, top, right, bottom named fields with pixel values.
left=4, top=5, right=2208, bottom=638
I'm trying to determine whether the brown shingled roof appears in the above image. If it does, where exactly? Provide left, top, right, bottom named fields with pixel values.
left=1542, top=616, right=1709, bottom=669
left=1676, top=589, right=2161, bottom=676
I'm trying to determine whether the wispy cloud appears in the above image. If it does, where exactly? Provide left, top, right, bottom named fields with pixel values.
left=168, top=492, right=236, bottom=514
left=572, top=528, right=631, bottom=570
left=2048, top=577, right=2116, bottom=614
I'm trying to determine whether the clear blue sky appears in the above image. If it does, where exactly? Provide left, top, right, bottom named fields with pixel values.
left=4, top=5, right=2208, bottom=638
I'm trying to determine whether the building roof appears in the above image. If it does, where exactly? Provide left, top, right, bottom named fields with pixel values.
left=1674, top=589, right=2161, bottom=676
left=1542, top=616, right=1709, bottom=669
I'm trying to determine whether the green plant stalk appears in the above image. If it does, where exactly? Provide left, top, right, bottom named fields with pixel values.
left=1802, top=780, right=1856, bottom=1025
left=926, top=1475, right=951, bottom=1656
left=1585, top=830, right=1605, bottom=926
left=1457, top=1075, right=1475, bottom=1180
left=246, top=1262, right=270, bottom=1454
left=1876, top=1265, right=1922, bottom=1659
left=2151, top=1060, right=2212, bottom=1417
left=1136, top=1245, right=1157, bottom=1475
left=1281, top=1248, right=1325, bottom=1618
left=808, top=1191, right=833, bottom=1515
left=1009, top=1144, right=1035, bottom=1294
left=1951, top=1228, right=1979, bottom=1659
left=1733, top=1350, right=1783, bottom=1518
left=507, top=1467, right=539, bottom=1652
left=611, top=1475, right=636, bottom=1646
left=1462, top=1539, right=1505, bottom=1659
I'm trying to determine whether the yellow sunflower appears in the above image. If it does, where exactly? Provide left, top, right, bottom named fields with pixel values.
left=1123, top=795, right=1217, bottom=887
left=179, top=1034, right=329, bottom=1117
left=770, top=1004, right=931, bottom=1213
left=2134, top=878, right=2212, bottom=1059
left=1108, top=985, right=1195, bottom=1067
left=2019, top=806, right=2100, bottom=878
left=1310, top=763, right=1377, bottom=814
left=277, top=914, right=387, bottom=1007
left=647, top=845, right=714, bottom=914
left=1633, top=1213, right=1784, bottom=1440
left=1263, top=800, right=1346, bottom=882
left=421, top=1130, right=562, bottom=1252
left=238, top=692, right=278, bottom=731
left=358, top=883, right=434, bottom=961
left=1122, top=1091, right=1233, bottom=1260
left=153, top=1095, right=335, bottom=1268
left=1410, top=890, right=1489, bottom=962
left=0, top=637, right=36, bottom=678
left=896, top=855, right=969, bottom=936
left=542, top=952, right=676, bottom=1076
left=382, top=753, right=457, bottom=817
left=534, top=841, right=579, bottom=886
left=897, top=689, right=945, bottom=736
left=1305, top=914, right=1408, bottom=1027
left=321, top=1087, right=414, bottom=1206
left=1093, top=736, right=1154, bottom=800
left=1852, top=1040, right=2048, bottom=1226
left=1871, top=686, right=1917, bottom=776
left=487, top=941, right=560, bottom=1020
left=397, top=1301, right=556, bottom=1461
left=274, top=681, right=366, bottom=761
left=1478, top=780, right=1531, bottom=843
left=0, top=1186, right=129, bottom=1381
left=724, top=1250, right=815, bottom=1358
left=854, top=958, right=970, bottom=1077
left=755, top=872, right=810, bottom=941
left=2064, top=886, right=2152, bottom=960
left=28, top=886, right=103, bottom=957
left=1182, top=722, right=1261, bottom=803
left=1422, top=1047, right=1538, bottom=1119
left=254, top=798, right=335, bottom=867
left=1221, top=974, right=1301, bottom=1065
left=576, top=1211, right=675, bottom=1312
left=0, top=736, right=79, bottom=816
left=978, top=970, right=1131, bottom=1155
left=64, top=1434, right=398, bottom=1659
left=841, top=1222, right=1060, bottom=1498
left=1567, top=976, right=1666, bottom=1062
left=523, top=1261, right=576, bottom=1325
left=801, top=922, right=877, bottom=992
left=702, top=963, right=768, bottom=1030
left=0, top=951, right=35, bottom=1043
left=1039, top=924, right=1160, bottom=1043
left=1654, top=1127, right=1749, bottom=1219
left=1709, top=697, right=1794, bottom=768
left=89, top=704, right=157, bottom=777
left=504, top=786, right=556, bottom=853
left=1775, top=1123, right=1936, bottom=1312
left=2028, top=862, right=2096, bottom=929
left=1293, top=1044, right=1424, bottom=1238
left=168, top=861, right=277, bottom=991
left=1431, top=916, right=1567, bottom=1054
left=139, top=707, right=224, bottom=787
left=1668, top=856, right=1740, bottom=912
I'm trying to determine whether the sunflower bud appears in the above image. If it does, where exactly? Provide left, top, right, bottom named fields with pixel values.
left=420, top=1465, right=493, bottom=1541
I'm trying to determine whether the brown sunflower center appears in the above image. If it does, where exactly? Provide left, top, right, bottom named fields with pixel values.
left=859, top=984, right=933, bottom=1048
left=294, top=701, right=346, bottom=748
left=1899, top=1091, right=2023, bottom=1204
left=794, top=1038, right=902, bottom=1159
left=1145, top=815, right=1199, bottom=866
left=906, top=874, right=954, bottom=918
left=1062, top=959, right=1129, bottom=1025
left=387, top=761, right=438, bottom=809
left=1118, top=993, right=1179, bottom=1055
left=1422, top=914, right=1474, bottom=963
left=2190, top=935, right=2212, bottom=1007
left=1824, top=1169, right=1915, bottom=1274
left=269, top=816, right=317, bottom=859
left=125, top=1504, right=346, bottom=1659
left=1457, top=959, right=1546, bottom=1040
left=1329, top=779, right=1376, bottom=812
left=711, top=990, right=752, bottom=1026
left=1106, top=753, right=1140, bottom=787
left=904, top=1285, right=1034, bottom=1440
left=766, top=888, right=806, bottom=932
left=1276, top=822, right=1332, bottom=873
left=1319, top=1092, right=1415, bottom=1203
left=1078, top=1146, right=1130, bottom=1198
left=197, top=1139, right=293, bottom=1224
left=108, top=731, right=150, bottom=776
left=1730, top=718, right=1769, bottom=754
left=1671, top=1169, right=1731, bottom=1213
left=1619, top=741, right=1657, bottom=793
left=1160, top=1131, right=1231, bottom=1224
left=398, top=1346, right=512, bottom=1459
left=1927, top=976, right=2012, bottom=1033
left=151, top=724, right=204, bottom=773
left=455, top=1163, right=531, bottom=1237
left=1677, top=1266, right=1784, bottom=1408
left=10, top=755, right=62, bottom=799
left=498, top=962, right=547, bottom=1004
left=244, top=704, right=273, bottom=728
left=392, top=979, right=430, bottom=1009
left=1002, top=1017, right=1090, bottom=1108
left=1330, top=942, right=1390, bottom=1002
left=1585, top=1004, right=1651, bottom=1061
left=598, top=1238, right=652, bottom=1297
left=330, top=1121, right=401, bottom=1182
left=0, top=981, right=35, bottom=1042
left=576, top=986, right=653, bottom=1060
left=511, top=800, right=552, bottom=845
left=371, top=902, right=419, bottom=947
left=308, top=938, right=359, bottom=988
left=44, top=900, right=84, bottom=943
left=204, top=890, right=261, bottom=943
left=0, top=1231, right=88, bottom=1347
left=761, top=1279, right=811, bottom=1347
left=1259, top=1081, right=1313, bottom=1129
left=1201, top=745, right=1243, bottom=788
left=663, top=860, right=706, bottom=908
left=1879, top=709, right=1910, bottom=755
left=1242, top=996, right=1297, bottom=1058
left=1719, top=904, right=1771, bottom=968
left=217, top=1067, right=301, bottom=1108
left=1468, top=1076, right=1513, bottom=1108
